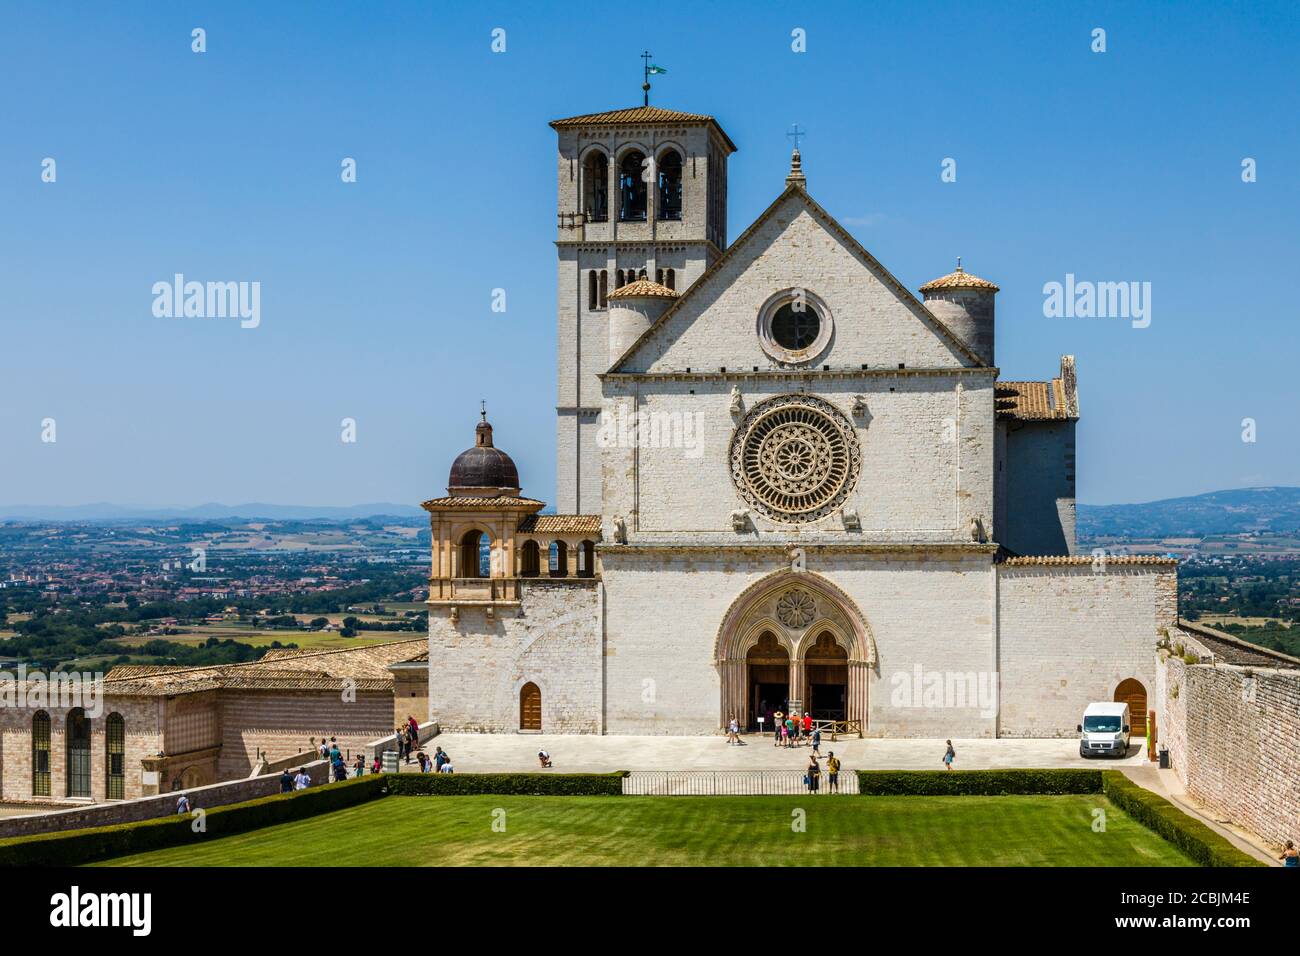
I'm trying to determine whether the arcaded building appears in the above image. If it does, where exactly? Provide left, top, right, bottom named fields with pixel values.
left=424, top=104, right=1175, bottom=737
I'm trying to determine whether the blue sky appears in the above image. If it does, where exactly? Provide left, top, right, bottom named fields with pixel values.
left=1, top=0, right=1296, bottom=509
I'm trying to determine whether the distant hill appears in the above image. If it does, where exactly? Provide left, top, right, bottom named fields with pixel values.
left=1079, top=487, right=1300, bottom=539
left=0, top=502, right=426, bottom=522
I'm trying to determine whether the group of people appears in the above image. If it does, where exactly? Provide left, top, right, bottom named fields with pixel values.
left=278, top=766, right=316, bottom=793
left=802, top=751, right=843, bottom=793
left=769, top=710, right=819, bottom=750
left=396, top=715, right=421, bottom=763
left=414, top=745, right=455, bottom=773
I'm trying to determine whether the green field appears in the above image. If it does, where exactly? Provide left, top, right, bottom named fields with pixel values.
left=92, top=794, right=1192, bottom=867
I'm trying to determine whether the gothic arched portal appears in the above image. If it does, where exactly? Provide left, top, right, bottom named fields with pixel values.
left=715, top=571, right=875, bottom=731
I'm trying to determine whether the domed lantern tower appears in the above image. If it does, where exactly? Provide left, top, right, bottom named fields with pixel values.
left=422, top=408, right=544, bottom=619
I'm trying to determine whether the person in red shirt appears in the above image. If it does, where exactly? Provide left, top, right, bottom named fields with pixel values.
left=802, top=712, right=813, bottom=736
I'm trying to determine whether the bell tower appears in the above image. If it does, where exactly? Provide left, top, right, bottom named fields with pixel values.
left=549, top=104, right=736, bottom=513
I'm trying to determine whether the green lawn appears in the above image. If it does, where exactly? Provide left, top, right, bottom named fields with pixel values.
left=92, top=795, right=1192, bottom=867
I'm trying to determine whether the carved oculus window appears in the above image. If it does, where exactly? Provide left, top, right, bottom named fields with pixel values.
left=776, top=589, right=816, bottom=628
left=757, top=289, right=833, bottom=364
left=730, top=394, right=862, bottom=523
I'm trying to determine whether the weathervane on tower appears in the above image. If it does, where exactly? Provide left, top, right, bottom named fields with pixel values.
left=640, top=51, right=667, bottom=107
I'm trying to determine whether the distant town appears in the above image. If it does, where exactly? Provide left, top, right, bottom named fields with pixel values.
left=0, top=518, right=431, bottom=671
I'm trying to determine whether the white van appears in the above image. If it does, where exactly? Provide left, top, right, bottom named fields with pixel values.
left=1077, top=702, right=1131, bottom=758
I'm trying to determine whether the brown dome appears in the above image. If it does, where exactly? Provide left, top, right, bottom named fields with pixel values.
left=448, top=413, right=520, bottom=493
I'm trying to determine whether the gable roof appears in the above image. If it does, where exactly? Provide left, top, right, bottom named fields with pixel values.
left=606, top=184, right=989, bottom=374
left=549, top=105, right=737, bottom=153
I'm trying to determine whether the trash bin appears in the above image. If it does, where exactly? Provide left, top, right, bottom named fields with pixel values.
left=1158, top=747, right=1170, bottom=770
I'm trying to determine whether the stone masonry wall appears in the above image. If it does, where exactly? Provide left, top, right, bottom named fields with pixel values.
left=0, top=694, right=163, bottom=804
left=216, top=689, right=394, bottom=781
left=996, top=565, right=1173, bottom=736
left=1156, top=643, right=1300, bottom=849
left=427, top=581, right=602, bottom=733
left=601, top=549, right=997, bottom=736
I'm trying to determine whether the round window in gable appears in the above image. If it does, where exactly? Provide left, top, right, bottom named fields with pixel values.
left=757, top=289, right=833, bottom=364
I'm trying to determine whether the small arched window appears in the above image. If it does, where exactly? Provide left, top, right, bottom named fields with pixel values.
left=616, top=269, right=626, bottom=288
left=578, top=540, right=596, bottom=578
left=588, top=271, right=598, bottom=310
left=598, top=270, right=608, bottom=308
left=106, top=712, right=125, bottom=800
left=619, top=151, right=648, bottom=222
left=519, top=540, right=540, bottom=577
left=657, top=149, right=683, bottom=220
left=583, top=150, right=608, bottom=222
left=665, top=268, right=676, bottom=291
left=655, top=267, right=664, bottom=285
left=638, top=267, right=647, bottom=280
left=548, top=540, right=569, bottom=577
left=459, top=529, right=488, bottom=578
left=32, top=711, right=51, bottom=797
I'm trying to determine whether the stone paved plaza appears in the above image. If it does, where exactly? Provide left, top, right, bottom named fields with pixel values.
left=406, top=733, right=1149, bottom=773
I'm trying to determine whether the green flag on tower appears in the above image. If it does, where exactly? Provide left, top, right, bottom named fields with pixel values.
left=648, top=64, right=667, bottom=75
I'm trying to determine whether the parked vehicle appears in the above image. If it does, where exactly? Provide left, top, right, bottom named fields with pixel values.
left=1077, top=701, right=1131, bottom=758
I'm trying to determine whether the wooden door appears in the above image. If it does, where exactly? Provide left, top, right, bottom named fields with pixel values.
left=520, top=682, right=542, bottom=731
left=1114, top=679, right=1147, bottom=736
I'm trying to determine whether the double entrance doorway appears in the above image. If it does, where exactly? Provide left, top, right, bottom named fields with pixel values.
left=746, top=631, right=848, bottom=729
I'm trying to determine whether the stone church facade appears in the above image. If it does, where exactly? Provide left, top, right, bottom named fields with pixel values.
left=424, top=105, right=1175, bottom=738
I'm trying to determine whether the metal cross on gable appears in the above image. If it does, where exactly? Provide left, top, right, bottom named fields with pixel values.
left=787, top=124, right=806, bottom=150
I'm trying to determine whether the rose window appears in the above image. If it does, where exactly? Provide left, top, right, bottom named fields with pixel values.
left=730, top=395, right=861, bottom=523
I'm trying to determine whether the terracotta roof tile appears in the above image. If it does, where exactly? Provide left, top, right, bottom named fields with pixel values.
left=996, top=381, right=1075, bottom=421
left=608, top=279, right=678, bottom=300
left=517, top=514, right=602, bottom=535
left=421, top=495, right=545, bottom=510
left=549, top=106, right=737, bottom=152
left=101, top=638, right=427, bottom=696
left=919, top=266, right=1000, bottom=293
left=1000, top=555, right=1177, bottom=567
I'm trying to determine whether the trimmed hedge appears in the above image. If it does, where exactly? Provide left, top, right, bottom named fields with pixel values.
left=385, top=771, right=626, bottom=797
left=0, top=773, right=389, bottom=868
left=1099, top=771, right=1263, bottom=868
left=856, top=769, right=1103, bottom=796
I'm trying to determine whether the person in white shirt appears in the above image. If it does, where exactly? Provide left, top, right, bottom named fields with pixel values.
left=176, top=793, right=190, bottom=814
left=293, top=769, right=311, bottom=790
left=438, top=759, right=454, bottom=773
left=538, top=750, right=552, bottom=768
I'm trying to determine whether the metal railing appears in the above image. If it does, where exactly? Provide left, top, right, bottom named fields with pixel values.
left=622, top=769, right=858, bottom=796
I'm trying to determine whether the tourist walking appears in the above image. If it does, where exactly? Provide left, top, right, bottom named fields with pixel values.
left=811, top=727, right=821, bottom=756
left=434, top=746, right=448, bottom=772
left=176, top=793, right=191, bottom=814
left=726, top=715, right=740, bottom=745
left=826, top=751, right=841, bottom=793
left=279, top=768, right=294, bottom=793
left=1281, top=840, right=1299, bottom=867
left=294, top=767, right=311, bottom=790
left=353, top=754, right=365, bottom=777
left=943, top=739, right=956, bottom=770
left=773, top=710, right=784, bottom=746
